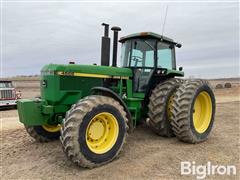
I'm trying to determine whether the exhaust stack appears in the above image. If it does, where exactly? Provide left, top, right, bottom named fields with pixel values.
left=101, top=23, right=110, bottom=66
left=111, top=26, right=121, bottom=67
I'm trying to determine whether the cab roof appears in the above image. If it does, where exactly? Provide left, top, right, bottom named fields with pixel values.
left=119, top=32, right=176, bottom=44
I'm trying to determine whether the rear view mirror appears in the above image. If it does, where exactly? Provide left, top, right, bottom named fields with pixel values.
left=179, top=67, right=183, bottom=71
left=176, top=43, right=182, bottom=48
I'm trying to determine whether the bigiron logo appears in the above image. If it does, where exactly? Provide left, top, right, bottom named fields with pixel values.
left=181, top=161, right=237, bottom=179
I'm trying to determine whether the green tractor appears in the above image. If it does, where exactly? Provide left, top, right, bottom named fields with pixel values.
left=17, top=23, right=215, bottom=168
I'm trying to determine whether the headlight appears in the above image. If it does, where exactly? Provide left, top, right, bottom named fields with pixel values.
left=41, top=80, right=47, bottom=88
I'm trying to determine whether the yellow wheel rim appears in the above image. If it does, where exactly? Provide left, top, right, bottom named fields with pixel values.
left=86, top=112, right=119, bottom=154
left=167, top=94, right=174, bottom=119
left=42, top=124, right=61, bottom=133
left=193, top=91, right=212, bottom=133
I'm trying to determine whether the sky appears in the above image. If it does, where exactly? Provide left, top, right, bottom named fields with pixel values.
left=1, top=1, right=239, bottom=78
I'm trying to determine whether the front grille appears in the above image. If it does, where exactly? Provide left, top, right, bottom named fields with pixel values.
left=0, top=90, right=15, bottom=99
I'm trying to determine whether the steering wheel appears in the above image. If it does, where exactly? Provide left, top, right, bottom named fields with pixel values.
left=132, top=55, right=143, bottom=62
left=131, top=55, right=143, bottom=66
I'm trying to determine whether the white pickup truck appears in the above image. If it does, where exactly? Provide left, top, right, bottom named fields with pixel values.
left=0, top=80, right=21, bottom=107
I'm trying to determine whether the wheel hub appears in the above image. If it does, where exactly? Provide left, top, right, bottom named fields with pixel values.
left=193, top=91, right=212, bottom=133
left=88, top=121, right=105, bottom=140
left=42, top=124, right=61, bottom=133
left=86, top=112, right=119, bottom=154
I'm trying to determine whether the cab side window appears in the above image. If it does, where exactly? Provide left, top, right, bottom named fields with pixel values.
left=157, top=43, right=174, bottom=69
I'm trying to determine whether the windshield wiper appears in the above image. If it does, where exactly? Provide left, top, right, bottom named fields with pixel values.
left=143, top=40, right=155, bottom=50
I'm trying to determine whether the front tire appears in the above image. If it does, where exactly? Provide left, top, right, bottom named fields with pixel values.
left=25, top=124, right=61, bottom=142
left=60, top=95, right=128, bottom=168
left=170, top=80, right=216, bottom=143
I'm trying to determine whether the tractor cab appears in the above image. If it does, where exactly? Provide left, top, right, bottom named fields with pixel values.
left=119, top=32, right=182, bottom=92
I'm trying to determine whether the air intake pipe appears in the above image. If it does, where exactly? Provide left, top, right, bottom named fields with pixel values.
left=111, top=26, right=121, bottom=67
left=101, top=23, right=110, bottom=66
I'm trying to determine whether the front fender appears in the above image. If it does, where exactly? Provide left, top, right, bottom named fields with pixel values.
left=91, top=87, right=134, bottom=133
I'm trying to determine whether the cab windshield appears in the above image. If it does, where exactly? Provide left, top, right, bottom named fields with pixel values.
left=0, top=82, right=13, bottom=88
left=121, top=39, right=176, bottom=69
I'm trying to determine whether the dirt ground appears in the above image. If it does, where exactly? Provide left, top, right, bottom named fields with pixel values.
left=1, top=81, right=240, bottom=179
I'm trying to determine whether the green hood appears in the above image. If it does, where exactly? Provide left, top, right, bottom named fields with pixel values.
left=41, top=64, right=133, bottom=77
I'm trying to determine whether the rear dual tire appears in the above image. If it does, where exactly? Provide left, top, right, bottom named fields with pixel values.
left=148, top=79, right=215, bottom=143
left=170, top=79, right=215, bottom=143
left=148, top=78, right=183, bottom=137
